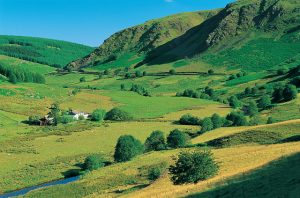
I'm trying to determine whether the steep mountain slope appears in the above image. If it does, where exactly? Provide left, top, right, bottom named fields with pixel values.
left=69, top=0, right=300, bottom=72
left=66, top=11, right=218, bottom=70
left=0, top=36, right=94, bottom=68
left=146, top=0, right=300, bottom=65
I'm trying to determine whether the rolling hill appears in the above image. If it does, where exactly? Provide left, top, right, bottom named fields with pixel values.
left=68, top=0, right=300, bottom=72
left=0, top=35, right=94, bottom=68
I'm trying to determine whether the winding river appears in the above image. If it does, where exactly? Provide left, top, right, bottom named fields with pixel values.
left=0, top=176, right=80, bottom=198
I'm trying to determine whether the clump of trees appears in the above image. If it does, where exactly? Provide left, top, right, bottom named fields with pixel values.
left=272, top=84, right=298, bottom=102
left=228, top=71, right=247, bottom=80
left=130, top=84, right=151, bottom=97
left=169, top=151, right=219, bottom=185
left=114, top=135, right=144, bottom=162
left=0, top=63, right=45, bottom=84
left=105, top=108, right=133, bottom=121
left=176, top=87, right=222, bottom=102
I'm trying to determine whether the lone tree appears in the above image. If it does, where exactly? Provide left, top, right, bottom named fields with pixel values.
left=114, top=135, right=144, bottom=162
left=167, top=129, right=190, bottom=148
left=79, top=77, right=86, bottom=82
left=84, top=154, right=105, bottom=171
left=169, top=69, right=176, bottom=75
left=144, top=131, right=166, bottom=152
left=169, top=151, right=219, bottom=185
left=258, top=95, right=272, bottom=109
left=105, top=108, right=132, bottom=121
left=200, top=117, right=214, bottom=133
left=208, top=69, right=214, bottom=75
left=243, top=100, right=258, bottom=117
left=91, top=109, right=106, bottom=122
left=49, top=103, right=61, bottom=125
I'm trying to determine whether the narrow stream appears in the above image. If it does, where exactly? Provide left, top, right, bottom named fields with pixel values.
left=0, top=176, right=80, bottom=198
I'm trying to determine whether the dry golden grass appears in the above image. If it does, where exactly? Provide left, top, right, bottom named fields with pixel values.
left=122, top=142, right=300, bottom=198
left=60, top=90, right=116, bottom=112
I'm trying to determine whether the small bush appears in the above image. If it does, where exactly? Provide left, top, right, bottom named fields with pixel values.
left=105, top=108, right=133, bottom=121
left=91, top=109, right=106, bottom=122
left=179, top=114, right=200, bottom=125
left=60, top=115, right=74, bottom=124
left=114, top=135, right=144, bottom=162
left=167, top=129, right=190, bottom=148
left=28, top=115, right=41, bottom=125
left=144, top=130, right=166, bottom=152
left=84, top=154, right=105, bottom=171
left=169, top=151, right=219, bottom=185
left=169, top=69, right=176, bottom=75
left=148, top=162, right=168, bottom=181
left=79, top=77, right=86, bottom=82
left=267, top=117, right=275, bottom=124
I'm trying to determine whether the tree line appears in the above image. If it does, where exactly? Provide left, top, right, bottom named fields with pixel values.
left=0, top=63, right=45, bottom=84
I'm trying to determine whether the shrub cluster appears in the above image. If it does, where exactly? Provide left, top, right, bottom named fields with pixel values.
left=130, top=84, right=151, bottom=97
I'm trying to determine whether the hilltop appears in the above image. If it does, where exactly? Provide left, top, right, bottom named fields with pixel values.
left=0, top=35, right=94, bottom=68
left=68, top=0, right=300, bottom=72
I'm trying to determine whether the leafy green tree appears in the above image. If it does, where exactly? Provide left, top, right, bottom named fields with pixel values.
left=249, top=115, right=260, bottom=126
left=142, top=71, right=147, bottom=76
left=208, top=69, right=214, bottom=75
left=91, top=109, right=106, bottom=122
left=244, top=87, right=251, bottom=95
left=258, top=95, right=272, bottom=109
left=114, top=135, right=144, bottom=162
left=79, top=77, right=86, bottom=82
left=226, top=112, right=248, bottom=126
left=291, top=76, right=300, bottom=87
left=277, top=67, right=288, bottom=75
left=104, top=69, right=110, bottom=75
left=105, top=108, right=132, bottom=121
left=283, top=84, right=298, bottom=101
left=228, top=74, right=237, bottom=80
left=84, top=154, right=105, bottom=171
left=125, top=73, right=131, bottom=79
left=135, top=70, right=142, bottom=77
left=60, top=115, right=74, bottom=124
left=267, top=117, right=275, bottom=124
left=9, top=73, right=17, bottom=84
left=272, top=85, right=285, bottom=102
left=49, top=103, right=61, bottom=125
left=167, top=129, right=190, bottom=148
left=169, top=151, right=219, bottom=185
left=211, top=113, right=224, bottom=129
left=179, top=114, right=200, bottom=125
left=228, top=96, right=241, bottom=109
left=243, top=100, right=258, bottom=117
left=169, top=69, right=176, bottom=75
left=144, top=130, right=166, bottom=152
left=120, top=84, right=126, bottom=91
left=200, top=117, right=214, bottom=133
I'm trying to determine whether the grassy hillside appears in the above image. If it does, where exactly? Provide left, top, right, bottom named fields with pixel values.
left=66, top=10, right=218, bottom=70
left=0, top=35, right=94, bottom=68
left=69, top=0, right=300, bottom=73
left=187, top=152, right=300, bottom=198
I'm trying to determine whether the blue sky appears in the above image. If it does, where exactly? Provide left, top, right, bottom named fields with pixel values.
left=0, top=0, right=235, bottom=46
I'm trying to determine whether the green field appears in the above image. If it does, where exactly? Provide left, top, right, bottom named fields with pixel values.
left=1, top=0, right=300, bottom=197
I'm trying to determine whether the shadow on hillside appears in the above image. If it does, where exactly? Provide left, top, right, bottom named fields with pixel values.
left=186, top=152, right=300, bottom=198
left=136, top=8, right=228, bottom=66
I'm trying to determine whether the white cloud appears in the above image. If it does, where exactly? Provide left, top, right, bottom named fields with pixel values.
left=165, top=0, right=175, bottom=3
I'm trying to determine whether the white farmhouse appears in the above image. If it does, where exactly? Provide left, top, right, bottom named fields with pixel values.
left=70, top=110, right=90, bottom=120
